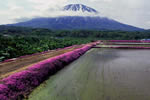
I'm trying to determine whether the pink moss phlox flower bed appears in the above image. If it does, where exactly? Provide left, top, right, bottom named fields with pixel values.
left=109, top=46, right=150, bottom=49
left=0, top=84, right=9, bottom=100
left=0, top=42, right=99, bottom=100
left=0, top=45, right=78, bottom=64
left=109, top=40, right=150, bottom=43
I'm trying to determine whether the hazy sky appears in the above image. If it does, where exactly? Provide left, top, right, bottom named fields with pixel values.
left=0, top=0, right=150, bottom=29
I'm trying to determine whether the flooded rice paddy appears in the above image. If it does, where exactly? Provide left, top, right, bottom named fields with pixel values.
left=26, top=48, right=150, bottom=100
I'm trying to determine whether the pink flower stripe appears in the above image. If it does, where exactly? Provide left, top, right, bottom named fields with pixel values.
left=109, top=46, right=150, bottom=49
left=109, top=40, right=150, bottom=43
left=0, top=42, right=99, bottom=100
left=0, top=45, right=79, bottom=64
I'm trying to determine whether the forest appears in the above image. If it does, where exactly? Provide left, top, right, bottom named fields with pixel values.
left=0, top=25, right=150, bottom=61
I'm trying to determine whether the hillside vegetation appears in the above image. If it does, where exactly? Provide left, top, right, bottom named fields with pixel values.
left=0, top=25, right=150, bottom=61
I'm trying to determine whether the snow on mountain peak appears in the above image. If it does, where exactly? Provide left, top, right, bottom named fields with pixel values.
left=63, top=4, right=99, bottom=14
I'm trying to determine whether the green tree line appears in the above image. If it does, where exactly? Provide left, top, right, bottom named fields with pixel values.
left=1, top=25, right=150, bottom=61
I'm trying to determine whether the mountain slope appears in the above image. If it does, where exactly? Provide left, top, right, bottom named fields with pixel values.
left=8, top=4, right=144, bottom=31
left=11, top=16, right=143, bottom=31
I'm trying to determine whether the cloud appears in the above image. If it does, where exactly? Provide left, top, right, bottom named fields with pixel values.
left=0, top=0, right=150, bottom=29
left=13, top=17, right=31, bottom=22
left=103, top=0, right=112, bottom=2
left=87, top=0, right=150, bottom=29
left=147, top=21, right=150, bottom=26
left=27, top=0, right=68, bottom=11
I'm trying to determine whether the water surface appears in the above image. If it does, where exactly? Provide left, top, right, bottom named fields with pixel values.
left=27, top=48, right=150, bottom=100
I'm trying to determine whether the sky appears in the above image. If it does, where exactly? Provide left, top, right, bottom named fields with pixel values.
left=0, top=0, right=150, bottom=29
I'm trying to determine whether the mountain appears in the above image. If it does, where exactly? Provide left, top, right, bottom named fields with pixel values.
left=8, top=4, right=144, bottom=31
left=11, top=16, right=143, bottom=31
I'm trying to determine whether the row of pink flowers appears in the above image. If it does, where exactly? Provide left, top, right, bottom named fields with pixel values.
left=0, top=45, right=79, bottom=64
left=0, top=42, right=99, bottom=100
left=109, top=46, right=150, bottom=49
left=108, top=40, right=150, bottom=43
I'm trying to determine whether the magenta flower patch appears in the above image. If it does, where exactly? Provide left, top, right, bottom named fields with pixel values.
left=0, top=42, right=99, bottom=100
left=109, top=46, right=150, bottom=49
left=0, top=45, right=78, bottom=64
left=109, top=40, right=150, bottom=43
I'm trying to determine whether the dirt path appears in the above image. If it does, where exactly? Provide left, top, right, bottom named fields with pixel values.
left=27, top=48, right=150, bottom=100
left=0, top=45, right=83, bottom=80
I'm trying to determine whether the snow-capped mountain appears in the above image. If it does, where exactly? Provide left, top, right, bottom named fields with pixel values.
left=8, top=4, right=144, bottom=31
left=63, top=4, right=98, bottom=14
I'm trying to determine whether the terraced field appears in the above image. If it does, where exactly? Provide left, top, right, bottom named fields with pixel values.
left=26, top=48, right=150, bottom=100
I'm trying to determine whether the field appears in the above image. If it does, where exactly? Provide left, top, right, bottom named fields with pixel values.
left=0, top=43, right=97, bottom=100
left=26, top=47, right=150, bottom=100
left=1, top=40, right=150, bottom=100
left=0, top=45, right=83, bottom=80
